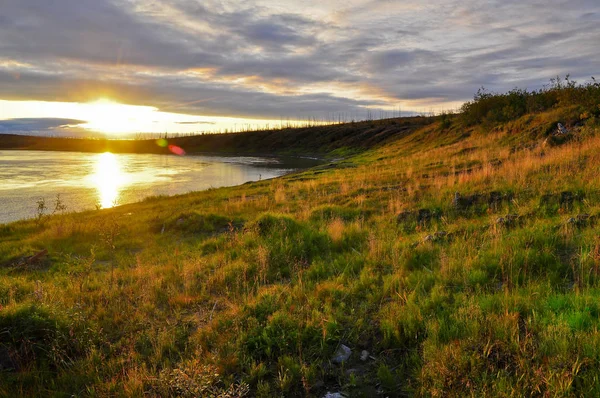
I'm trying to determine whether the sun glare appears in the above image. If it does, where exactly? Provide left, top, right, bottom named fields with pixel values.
left=0, top=98, right=322, bottom=137
left=91, top=152, right=128, bottom=208
left=81, top=99, right=157, bottom=135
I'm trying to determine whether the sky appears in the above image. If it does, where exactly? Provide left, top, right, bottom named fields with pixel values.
left=0, top=0, right=599, bottom=137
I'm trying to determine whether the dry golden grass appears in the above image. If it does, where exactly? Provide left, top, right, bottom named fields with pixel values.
left=326, top=218, right=345, bottom=242
left=2, top=102, right=600, bottom=396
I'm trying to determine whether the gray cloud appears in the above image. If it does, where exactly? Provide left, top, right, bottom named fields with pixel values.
left=175, top=121, right=217, bottom=125
left=0, top=0, right=599, bottom=119
left=369, top=50, right=439, bottom=73
left=0, top=118, right=91, bottom=137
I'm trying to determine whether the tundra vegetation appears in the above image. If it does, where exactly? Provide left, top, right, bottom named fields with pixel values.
left=1, top=77, right=600, bottom=396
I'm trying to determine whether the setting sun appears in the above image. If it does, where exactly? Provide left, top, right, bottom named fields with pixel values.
left=80, top=99, right=156, bottom=135
left=0, top=98, right=314, bottom=137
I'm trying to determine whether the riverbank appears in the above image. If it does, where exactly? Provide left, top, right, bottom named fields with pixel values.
left=0, top=116, right=431, bottom=158
left=2, top=96, right=600, bottom=395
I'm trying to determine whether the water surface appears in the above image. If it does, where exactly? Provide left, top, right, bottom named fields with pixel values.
left=0, top=150, right=318, bottom=224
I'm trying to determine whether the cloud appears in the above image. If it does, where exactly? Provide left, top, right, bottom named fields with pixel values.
left=369, top=50, right=439, bottom=73
left=175, top=121, right=217, bottom=125
left=0, top=118, right=91, bottom=137
left=0, top=0, right=599, bottom=118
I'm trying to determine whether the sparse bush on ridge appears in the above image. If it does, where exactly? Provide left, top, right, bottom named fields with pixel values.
left=461, top=75, right=600, bottom=127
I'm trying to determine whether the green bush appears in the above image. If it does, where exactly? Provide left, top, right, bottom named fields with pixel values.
left=461, top=76, right=600, bottom=127
left=0, top=305, right=78, bottom=370
left=161, top=212, right=237, bottom=235
left=251, top=213, right=330, bottom=280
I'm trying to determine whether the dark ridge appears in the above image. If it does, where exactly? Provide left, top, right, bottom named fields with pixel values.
left=0, top=116, right=433, bottom=157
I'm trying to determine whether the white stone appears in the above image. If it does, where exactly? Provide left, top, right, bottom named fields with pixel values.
left=323, top=393, right=346, bottom=398
left=360, top=350, right=369, bottom=361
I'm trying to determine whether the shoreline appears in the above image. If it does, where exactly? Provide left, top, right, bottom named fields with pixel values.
left=0, top=151, right=325, bottom=226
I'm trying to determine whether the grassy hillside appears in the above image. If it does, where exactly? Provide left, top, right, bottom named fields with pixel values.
left=0, top=116, right=431, bottom=158
left=1, top=81, right=600, bottom=396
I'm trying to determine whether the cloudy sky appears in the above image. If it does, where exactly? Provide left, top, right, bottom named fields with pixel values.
left=1, top=0, right=599, bottom=136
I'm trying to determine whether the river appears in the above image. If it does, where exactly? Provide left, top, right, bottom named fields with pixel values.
left=0, top=150, right=319, bottom=224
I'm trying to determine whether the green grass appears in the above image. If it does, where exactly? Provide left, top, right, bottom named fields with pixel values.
left=1, top=89, right=600, bottom=396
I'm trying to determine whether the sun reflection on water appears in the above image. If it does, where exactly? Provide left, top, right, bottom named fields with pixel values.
left=92, top=152, right=127, bottom=208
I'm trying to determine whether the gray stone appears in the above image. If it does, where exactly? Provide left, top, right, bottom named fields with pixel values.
left=567, top=214, right=592, bottom=227
left=332, top=344, right=351, bottom=364
left=557, top=123, right=569, bottom=135
left=577, top=214, right=591, bottom=222
left=452, top=191, right=482, bottom=210
left=360, top=350, right=369, bottom=361
left=496, top=214, right=520, bottom=228
left=345, top=368, right=362, bottom=377
left=396, top=211, right=413, bottom=223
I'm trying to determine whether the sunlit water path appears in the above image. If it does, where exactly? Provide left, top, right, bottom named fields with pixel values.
left=0, top=150, right=319, bottom=224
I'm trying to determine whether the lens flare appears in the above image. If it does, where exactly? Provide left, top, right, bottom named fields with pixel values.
left=168, top=144, right=186, bottom=156
left=156, top=138, right=168, bottom=147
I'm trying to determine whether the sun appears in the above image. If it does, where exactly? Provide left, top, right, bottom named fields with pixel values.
left=80, top=98, right=156, bottom=135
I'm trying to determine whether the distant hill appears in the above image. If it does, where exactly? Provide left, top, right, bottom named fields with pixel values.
left=0, top=116, right=433, bottom=157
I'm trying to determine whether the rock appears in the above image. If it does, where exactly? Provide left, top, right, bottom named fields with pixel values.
left=422, top=231, right=448, bottom=244
left=417, top=209, right=432, bottom=223
left=540, top=191, right=582, bottom=210
left=557, top=123, right=569, bottom=135
left=487, top=191, right=512, bottom=211
left=506, top=214, right=519, bottom=221
left=452, top=192, right=482, bottom=210
left=560, top=191, right=574, bottom=208
left=422, top=234, right=434, bottom=243
left=546, top=132, right=575, bottom=147
left=397, top=208, right=441, bottom=226
left=496, top=214, right=519, bottom=228
left=567, top=214, right=592, bottom=227
left=332, top=344, right=351, bottom=364
left=452, top=192, right=461, bottom=208
left=360, top=350, right=369, bottom=361
left=25, top=249, right=48, bottom=266
left=396, top=211, right=414, bottom=223
left=323, top=393, right=346, bottom=398
left=540, top=194, right=554, bottom=206
left=489, top=159, right=503, bottom=167
left=488, top=191, right=503, bottom=211
left=345, top=368, right=362, bottom=377
left=577, top=214, right=591, bottom=222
